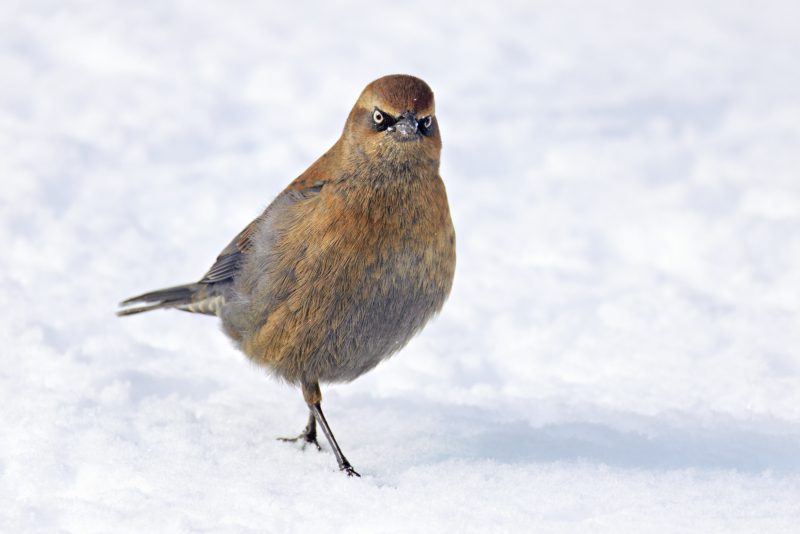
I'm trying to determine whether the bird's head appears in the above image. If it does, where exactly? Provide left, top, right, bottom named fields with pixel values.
left=343, top=75, right=442, bottom=168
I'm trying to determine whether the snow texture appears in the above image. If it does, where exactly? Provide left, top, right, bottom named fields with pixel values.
left=2, top=0, right=800, bottom=532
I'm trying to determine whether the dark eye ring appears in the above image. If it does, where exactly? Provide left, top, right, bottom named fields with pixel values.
left=422, top=115, right=432, bottom=129
left=373, top=110, right=384, bottom=124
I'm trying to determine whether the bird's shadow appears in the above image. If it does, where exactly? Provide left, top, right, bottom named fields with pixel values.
left=464, top=418, right=800, bottom=472
left=338, top=395, right=800, bottom=473
left=95, top=367, right=800, bottom=474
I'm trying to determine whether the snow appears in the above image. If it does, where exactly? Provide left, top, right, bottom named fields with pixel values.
left=2, top=0, right=800, bottom=531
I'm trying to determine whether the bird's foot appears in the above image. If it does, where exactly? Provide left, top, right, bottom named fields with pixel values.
left=340, top=460, right=360, bottom=478
left=277, top=433, right=322, bottom=451
left=278, top=431, right=322, bottom=451
left=277, top=419, right=322, bottom=451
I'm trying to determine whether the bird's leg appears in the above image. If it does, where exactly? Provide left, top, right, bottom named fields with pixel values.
left=277, top=410, right=321, bottom=450
left=302, top=379, right=360, bottom=477
left=309, top=401, right=359, bottom=477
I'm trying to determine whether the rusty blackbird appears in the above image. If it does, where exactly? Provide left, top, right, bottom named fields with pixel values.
left=118, top=74, right=456, bottom=476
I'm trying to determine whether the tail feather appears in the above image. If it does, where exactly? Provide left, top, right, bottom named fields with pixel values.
left=117, top=282, right=226, bottom=317
left=117, top=302, right=182, bottom=316
left=176, top=295, right=227, bottom=316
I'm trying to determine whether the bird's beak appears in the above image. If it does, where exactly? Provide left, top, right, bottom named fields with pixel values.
left=392, top=111, right=419, bottom=137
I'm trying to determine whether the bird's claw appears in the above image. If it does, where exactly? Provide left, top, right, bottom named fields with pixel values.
left=339, top=465, right=361, bottom=478
left=341, top=463, right=360, bottom=478
left=277, top=434, right=322, bottom=451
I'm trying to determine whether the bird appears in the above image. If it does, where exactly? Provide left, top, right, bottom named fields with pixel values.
left=117, top=74, right=456, bottom=477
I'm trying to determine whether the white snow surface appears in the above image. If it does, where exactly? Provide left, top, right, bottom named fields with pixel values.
left=2, top=0, right=800, bottom=531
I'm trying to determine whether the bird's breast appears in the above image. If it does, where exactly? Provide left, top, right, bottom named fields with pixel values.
left=236, top=173, right=455, bottom=384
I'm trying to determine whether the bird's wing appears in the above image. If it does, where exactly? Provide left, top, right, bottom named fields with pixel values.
left=117, top=222, right=258, bottom=317
left=198, top=218, right=259, bottom=283
left=198, top=183, right=325, bottom=284
left=118, top=184, right=327, bottom=317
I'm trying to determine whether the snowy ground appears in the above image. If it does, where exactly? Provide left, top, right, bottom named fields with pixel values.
left=2, top=0, right=800, bottom=531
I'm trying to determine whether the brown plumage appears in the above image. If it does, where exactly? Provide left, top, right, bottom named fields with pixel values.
left=118, top=75, right=456, bottom=476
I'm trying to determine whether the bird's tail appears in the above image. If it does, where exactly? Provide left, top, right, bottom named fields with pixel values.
left=117, top=282, right=227, bottom=317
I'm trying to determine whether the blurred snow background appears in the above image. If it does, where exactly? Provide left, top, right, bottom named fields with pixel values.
left=2, top=0, right=800, bottom=531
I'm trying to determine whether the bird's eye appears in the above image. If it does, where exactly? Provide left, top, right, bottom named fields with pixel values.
left=422, top=116, right=433, bottom=129
left=373, top=110, right=384, bottom=124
